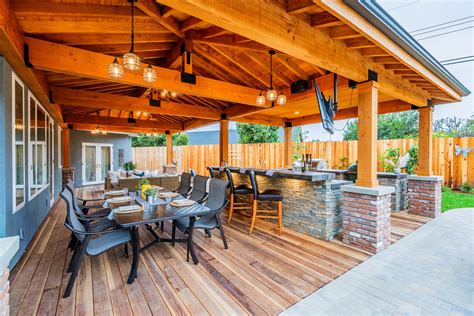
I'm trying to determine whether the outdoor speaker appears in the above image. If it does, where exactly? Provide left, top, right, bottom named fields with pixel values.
left=181, top=72, right=196, bottom=85
left=291, top=80, right=308, bottom=94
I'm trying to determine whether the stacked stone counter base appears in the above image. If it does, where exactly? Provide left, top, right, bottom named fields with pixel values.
left=408, top=175, right=443, bottom=218
left=341, top=185, right=394, bottom=253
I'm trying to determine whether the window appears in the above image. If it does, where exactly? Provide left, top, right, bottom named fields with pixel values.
left=28, top=92, right=50, bottom=199
left=58, top=126, right=63, bottom=168
left=12, top=73, right=25, bottom=212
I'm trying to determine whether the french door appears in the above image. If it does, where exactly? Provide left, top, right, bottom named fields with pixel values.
left=82, top=143, right=113, bottom=185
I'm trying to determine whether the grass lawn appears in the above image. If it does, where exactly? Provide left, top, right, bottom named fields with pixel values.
left=442, top=190, right=474, bottom=212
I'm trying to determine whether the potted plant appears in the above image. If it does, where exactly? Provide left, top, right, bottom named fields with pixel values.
left=143, top=187, right=158, bottom=204
left=136, top=178, right=150, bottom=192
left=384, top=153, right=410, bottom=174
left=122, top=161, right=136, bottom=177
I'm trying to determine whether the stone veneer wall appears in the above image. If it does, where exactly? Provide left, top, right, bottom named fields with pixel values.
left=342, top=189, right=392, bottom=253
left=408, top=176, right=443, bottom=218
left=378, top=174, right=408, bottom=212
left=220, top=172, right=351, bottom=240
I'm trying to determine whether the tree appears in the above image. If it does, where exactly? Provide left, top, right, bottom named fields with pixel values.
left=236, top=122, right=280, bottom=144
left=132, top=133, right=189, bottom=147
left=433, top=116, right=473, bottom=137
left=343, top=111, right=419, bottom=140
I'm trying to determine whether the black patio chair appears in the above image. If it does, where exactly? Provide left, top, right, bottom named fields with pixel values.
left=60, top=189, right=131, bottom=298
left=65, top=179, right=108, bottom=216
left=172, top=178, right=230, bottom=250
left=176, top=172, right=194, bottom=197
left=248, top=170, right=283, bottom=235
left=208, top=166, right=218, bottom=178
left=188, top=175, right=209, bottom=204
left=225, top=168, right=253, bottom=224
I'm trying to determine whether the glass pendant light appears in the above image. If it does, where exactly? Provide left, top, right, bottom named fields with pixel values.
left=266, top=89, right=277, bottom=102
left=266, top=50, right=280, bottom=103
left=256, top=91, right=266, bottom=105
left=123, top=0, right=141, bottom=72
left=143, top=63, right=157, bottom=83
left=277, top=92, right=287, bottom=105
left=108, top=57, right=124, bottom=80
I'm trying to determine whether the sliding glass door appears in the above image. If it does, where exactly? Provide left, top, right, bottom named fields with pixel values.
left=82, top=143, right=113, bottom=185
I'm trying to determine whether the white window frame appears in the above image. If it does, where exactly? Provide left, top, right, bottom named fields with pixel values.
left=27, top=91, right=50, bottom=200
left=81, top=142, right=114, bottom=185
left=12, top=72, right=26, bottom=213
left=57, top=126, right=63, bottom=168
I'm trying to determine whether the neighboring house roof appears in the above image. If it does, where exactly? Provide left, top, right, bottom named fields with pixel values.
left=345, top=0, right=470, bottom=97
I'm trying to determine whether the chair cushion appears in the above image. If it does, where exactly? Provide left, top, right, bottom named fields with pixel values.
left=174, top=216, right=217, bottom=232
left=234, top=184, right=252, bottom=195
left=86, top=230, right=130, bottom=256
left=257, top=189, right=283, bottom=201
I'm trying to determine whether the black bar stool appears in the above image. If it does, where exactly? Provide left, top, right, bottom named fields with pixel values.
left=248, top=170, right=283, bottom=235
left=225, top=168, right=253, bottom=223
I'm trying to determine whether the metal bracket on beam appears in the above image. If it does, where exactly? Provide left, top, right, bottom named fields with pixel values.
left=149, top=99, right=161, bottom=107
left=284, top=121, right=293, bottom=128
left=24, top=44, right=34, bottom=68
left=220, top=113, right=228, bottom=120
left=368, top=70, right=378, bottom=82
left=48, top=90, right=54, bottom=103
left=165, top=130, right=170, bottom=135
left=181, top=72, right=196, bottom=84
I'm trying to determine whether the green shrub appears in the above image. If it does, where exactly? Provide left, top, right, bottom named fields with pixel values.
left=123, top=161, right=136, bottom=172
left=460, top=182, right=473, bottom=193
left=382, top=148, right=401, bottom=172
left=442, top=186, right=452, bottom=193
left=406, top=144, right=418, bottom=175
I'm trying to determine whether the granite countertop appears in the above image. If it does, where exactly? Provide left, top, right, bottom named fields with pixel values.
left=213, top=166, right=335, bottom=182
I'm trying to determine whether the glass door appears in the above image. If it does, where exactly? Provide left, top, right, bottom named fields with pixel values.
left=82, top=143, right=113, bottom=185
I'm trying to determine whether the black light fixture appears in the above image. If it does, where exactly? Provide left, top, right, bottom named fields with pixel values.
left=256, top=50, right=286, bottom=105
left=123, top=0, right=141, bottom=72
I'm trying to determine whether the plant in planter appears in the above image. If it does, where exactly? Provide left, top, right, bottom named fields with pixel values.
left=384, top=151, right=410, bottom=174
left=122, top=161, right=136, bottom=177
left=136, top=178, right=150, bottom=192
left=143, top=187, right=158, bottom=203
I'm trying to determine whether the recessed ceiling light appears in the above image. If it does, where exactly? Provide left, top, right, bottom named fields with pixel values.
left=294, top=111, right=300, bottom=114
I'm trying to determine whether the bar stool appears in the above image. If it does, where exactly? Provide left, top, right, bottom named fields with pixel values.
left=225, top=168, right=253, bottom=224
left=248, top=170, right=283, bottom=235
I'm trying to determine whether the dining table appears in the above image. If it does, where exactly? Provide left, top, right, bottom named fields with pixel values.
left=107, top=191, right=211, bottom=284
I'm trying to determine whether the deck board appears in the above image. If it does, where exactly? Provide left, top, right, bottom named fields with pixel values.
left=10, top=185, right=428, bottom=315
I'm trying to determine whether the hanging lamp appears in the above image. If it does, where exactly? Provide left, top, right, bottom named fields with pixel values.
left=123, top=0, right=141, bottom=72
left=108, top=56, right=124, bottom=80
left=143, top=63, right=157, bottom=83
left=266, top=50, right=278, bottom=102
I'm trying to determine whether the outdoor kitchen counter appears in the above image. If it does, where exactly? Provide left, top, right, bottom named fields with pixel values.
left=213, top=166, right=351, bottom=240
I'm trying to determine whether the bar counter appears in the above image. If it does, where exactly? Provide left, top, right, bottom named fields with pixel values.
left=213, top=167, right=352, bottom=240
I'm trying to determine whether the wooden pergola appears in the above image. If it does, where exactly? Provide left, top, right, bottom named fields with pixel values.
left=0, top=0, right=469, bottom=188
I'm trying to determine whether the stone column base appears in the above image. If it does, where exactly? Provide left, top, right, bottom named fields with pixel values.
left=408, top=175, right=443, bottom=218
left=341, top=185, right=394, bottom=253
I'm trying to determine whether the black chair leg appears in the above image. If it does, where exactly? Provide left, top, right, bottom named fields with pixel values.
left=216, top=217, right=229, bottom=249
left=68, top=234, right=77, bottom=251
left=64, top=241, right=87, bottom=298
left=205, top=229, right=212, bottom=238
left=160, top=221, right=164, bottom=232
left=172, top=220, right=176, bottom=246
left=124, top=243, right=129, bottom=258
left=67, top=240, right=83, bottom=273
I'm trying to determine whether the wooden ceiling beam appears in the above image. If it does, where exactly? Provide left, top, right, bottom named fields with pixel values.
left=311, top=12, right=343, bottom=28
left=72, top=123, right=166, bottom=134
left=158, top=0, right=429, bottom=106
left=183, top=118, right=217, bottom=131
left=360, top=47, right=390, bottom=57
left=31, top=33, right=179, bottom=46
left=191, top=35, right=270, bottom=52
left=26, top=37, right=270, bottom=107
left=287, top=0, right=317, bottom=15
left=329, top=25, right=362, bottom=40
left=290, top=99, right=413, bottom=126
left=135, top=0, right=184, bottom=38
left=180, top=17, right=206, bottom=32
left=0, top=0, right=62, bottom=122
left=65, top=114, right=183, bottom=131
left=79, top=43, right=173, bottom=54
left=232, top=114, right=285, bottom=127
left=161, top=6, right=176, bottom=18
left=18, top=20, right=169, bottom=34
left=345, top=37, right=376, bottom=49
left=52, top=87, right=222, bottom=120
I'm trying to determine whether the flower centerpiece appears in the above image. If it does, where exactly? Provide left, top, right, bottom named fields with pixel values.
left=384, top=153, right=410, bottom=174
left=143, top=187, right=158, bottom=204
left=122, top=161, right=136, bottom=177
left=136, top=178, right=150, bottom=193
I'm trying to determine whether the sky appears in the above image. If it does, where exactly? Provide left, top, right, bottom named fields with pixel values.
left=191, top=0, right=473, bottom=141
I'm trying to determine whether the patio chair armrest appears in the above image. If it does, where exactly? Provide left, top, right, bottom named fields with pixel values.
left=77, top=196, right=105, bottom=203
left=75, top=211, right=109, bottom=221
left=64, top=222, right=128, bottom=235
left=78, top=204, right=107, bottom=212
left=209, top=199, right=229, bottom=214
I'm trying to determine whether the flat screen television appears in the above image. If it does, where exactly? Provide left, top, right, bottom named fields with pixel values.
left=312, top=78, right=336, bottom=134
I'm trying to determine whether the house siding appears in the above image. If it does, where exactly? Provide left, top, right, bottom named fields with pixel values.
left=0, top=57, right=63, bottom=267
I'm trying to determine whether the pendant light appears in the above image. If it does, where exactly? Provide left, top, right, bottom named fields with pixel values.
left=108, top=57, right=124, bottom=80
left=266, top=50, right=278, bottom=102
left=277, top=92, right=287, bottom=105
left=143, top=63, right=157, bottom=83
left=256, top=91, right=266, bottom=105
left=123, top=0, right=141, bottom=72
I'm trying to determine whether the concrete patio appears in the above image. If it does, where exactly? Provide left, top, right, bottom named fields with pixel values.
left=282, top=208, right=474, bottom=315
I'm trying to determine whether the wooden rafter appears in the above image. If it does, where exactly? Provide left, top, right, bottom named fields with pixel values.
left=135, top=0, right=184, bottom=38
left=64, top=114, right=183, bottom=131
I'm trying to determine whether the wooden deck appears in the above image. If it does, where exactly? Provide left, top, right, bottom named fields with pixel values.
left=9, top=186, right=430, bottom=316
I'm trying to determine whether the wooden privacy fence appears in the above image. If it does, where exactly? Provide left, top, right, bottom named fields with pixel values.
left=132, top=137, right=474, bottom=188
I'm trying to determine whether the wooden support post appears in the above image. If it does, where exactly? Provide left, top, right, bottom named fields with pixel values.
left=418, top=106, right=433, bottom=176
left=356, top=81, right=379, bottom=188
left=219, top=119, right=229, bottom=166
left=283, top=125, right=292, bottom=167
left=166, top=132, right=173, bottom=165
left=181, top=39, right=193, bottom=73
left=62, top=128, right=70, bottom=168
